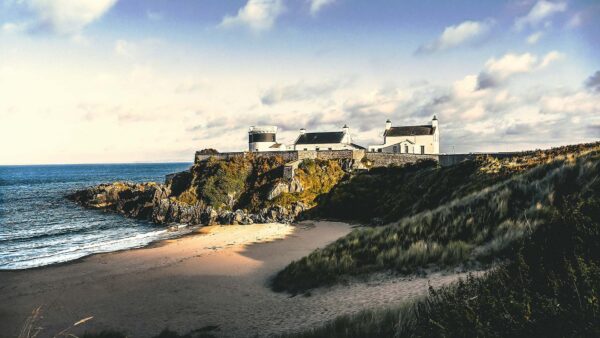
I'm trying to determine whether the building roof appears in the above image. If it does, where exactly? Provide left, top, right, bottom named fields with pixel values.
left=384, top=125, right=435, bottom=137
left=295, top=131, right=345, bottom=145
left=350, top=143, right=366, bottom=150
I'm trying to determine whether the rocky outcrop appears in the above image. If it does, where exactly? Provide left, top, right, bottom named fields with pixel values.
left=68, top=181, right=308, bottom=226
left=267, top=178, right=304, bottom=200
left=68, top=156, right=348, bottom=228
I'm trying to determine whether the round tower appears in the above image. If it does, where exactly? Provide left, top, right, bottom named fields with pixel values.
left=248, top=126, right=277, bottom=152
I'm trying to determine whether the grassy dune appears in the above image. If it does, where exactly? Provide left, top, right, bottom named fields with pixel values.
left=273, top=143, right=600, bottom=293
left=283, top=196, right=600, bottom=337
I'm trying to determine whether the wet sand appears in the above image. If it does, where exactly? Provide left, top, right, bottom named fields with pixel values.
left=0, top=221, right=468, bottom=337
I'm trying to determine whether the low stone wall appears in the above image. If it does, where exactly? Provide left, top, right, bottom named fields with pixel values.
left=196, top=149, right=366, bottom=163
left=195, top=151, right=299, bottom=163
left=365, top=153, right=439, bottom=167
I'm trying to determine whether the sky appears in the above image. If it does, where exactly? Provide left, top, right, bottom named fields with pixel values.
left=0, top=0, right=599, bottom=165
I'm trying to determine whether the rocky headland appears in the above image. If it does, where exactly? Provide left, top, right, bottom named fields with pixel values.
left=68, top=154, right=347, bottom=226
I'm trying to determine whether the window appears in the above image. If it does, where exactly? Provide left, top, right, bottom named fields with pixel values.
left=420, top=145, right=425, bottom=154
left=328, top=148, right=332, bottom=150
left=378, top=148, right=382, bottom=153
left=304, top=148, right=308, bottom=151
left=393, top=145, right=398, bottom=153
left=404, top=145, right=409, bottom=153
left=316, top=147, right=320, bottom=151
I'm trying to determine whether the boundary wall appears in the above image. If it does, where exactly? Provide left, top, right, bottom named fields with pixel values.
left=196, top=150, right=528, bottom=168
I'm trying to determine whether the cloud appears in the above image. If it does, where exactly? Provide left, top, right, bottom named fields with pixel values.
left=585, top=71, right=600, bottom=93
left=219, top=0, right=284, bottom=33
left=514, top=0, right=567, bottom=31
left=260, top=79, right=351, bottom=105
left=308, top=0, right=335, bottom=15
left=114, top=39, right=135, bottom=58
left=1, top=22, right=28, bottom=34
left=526, top=31, right=543, bottom=44
left=505, top=122, right=533, bottom=135
left=416, top=19, right=494, bottom=54
left=565, top=12, right=582, bottom=28
left=476, top=51, right=563, bottom=89
left=146, top=10, right=163, bottom=21
left=11, top=0, right=118, bottom=35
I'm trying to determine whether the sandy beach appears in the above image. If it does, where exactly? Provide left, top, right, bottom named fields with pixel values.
left=0, top=221, right=468, bottom=337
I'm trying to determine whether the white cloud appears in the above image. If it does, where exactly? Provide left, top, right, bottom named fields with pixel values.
left=1, top=22, right=28, bottom=34
left=539, top=51, right=563, bottom=69
left=146, top=10, right=163, bottom=21
left=565, top=12, right=582, bottom=29
left=308, top=0, right=335, bottom=15
left=416, top=19, right=494, bottom=54
left=8, top=0, right=117, bottom=35
left=477, top=51, right=564, bottom=89
left=219, top=0, right=285, bottom=33
left=114, top=39, right=136, bottom=58
left=514, top=0, right=567, bottom=31
left=526, top=31, right=543, bottom=44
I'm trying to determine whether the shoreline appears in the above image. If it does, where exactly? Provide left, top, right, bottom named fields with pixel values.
left=0, top=223, right=211, bottom=273
left=0, top=221, right=468, bottom=337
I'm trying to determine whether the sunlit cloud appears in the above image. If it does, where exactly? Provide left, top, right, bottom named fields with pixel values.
left=416, top=19, right=494, bottom=54
left=219, top=0, right=285, bottom=32
left=514, top=0, right=567, bottom=31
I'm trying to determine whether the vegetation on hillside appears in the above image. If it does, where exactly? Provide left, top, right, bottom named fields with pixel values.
left=309, top=142, right=600, bottom=223
left=273, top=143, right=600, bottom=293
left=272, top=159, right=346, bottom=208
left=283, top=196, right=600, bottom=337
left=171, top=155, right=345, bottom=212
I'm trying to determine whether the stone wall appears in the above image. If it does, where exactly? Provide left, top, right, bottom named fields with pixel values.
left=196, top=149, right=366, bottom=163
left=195, top=151, right=299, bottom=163
left=365, top=152, right=438, bottom=167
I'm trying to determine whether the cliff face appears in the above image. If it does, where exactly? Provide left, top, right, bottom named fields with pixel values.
left=68, top=155, right=347, bottom=226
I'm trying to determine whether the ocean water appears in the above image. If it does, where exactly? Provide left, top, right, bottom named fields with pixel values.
left=0, top=163, right=192, bottom=270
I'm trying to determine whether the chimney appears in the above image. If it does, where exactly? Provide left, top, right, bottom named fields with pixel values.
left=299, top=128, right=306, bottom=135
left=342, top=124, right=349, bottom=134
left=431, top=115, right=438, bottom=128
left=385, top=119, right=392, bottom=130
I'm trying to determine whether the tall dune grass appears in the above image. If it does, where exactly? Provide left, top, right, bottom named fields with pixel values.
left=283, top=195, right=600, bottom=337
left=273, top=148, right=600, bottom=293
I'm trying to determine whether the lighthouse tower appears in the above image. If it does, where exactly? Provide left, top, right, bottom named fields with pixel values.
left=248, top=126, right=278, bottom=152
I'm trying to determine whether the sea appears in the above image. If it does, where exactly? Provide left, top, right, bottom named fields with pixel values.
left=0, top=163, right=192, bottom=270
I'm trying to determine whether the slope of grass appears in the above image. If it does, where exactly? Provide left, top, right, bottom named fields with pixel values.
left=310, top=142, right=600, bottom=224
left=282, top=195, right=600, bottom=337
left=273, top=146, right=600, bottom=293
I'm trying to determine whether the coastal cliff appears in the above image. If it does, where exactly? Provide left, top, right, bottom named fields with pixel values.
left=68, top=154, right=347, bottom=226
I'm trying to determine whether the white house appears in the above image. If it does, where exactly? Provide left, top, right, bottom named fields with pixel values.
left=293, top=125, right=364, bottom=151
left=368, top=116, right=439, bottom=154
left=248, top=126, right=287, bottom=152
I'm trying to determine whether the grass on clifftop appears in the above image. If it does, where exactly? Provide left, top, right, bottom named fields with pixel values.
left=272, top=143, right=600, bottom=293
left=272, top=159, right=346, bottom=208
left=309, top=142, right=600, bottom=224
left=283, top=196, right=600, bottom=337
left=170, top=155, right=346, bottom=212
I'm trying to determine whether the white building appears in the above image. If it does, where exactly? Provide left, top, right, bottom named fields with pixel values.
left=368, top=116, right=439, bottom=154
left=248, top=126, right=287, bottom=152
left=293, top=125, right=364, bottom=151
